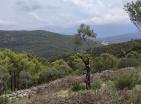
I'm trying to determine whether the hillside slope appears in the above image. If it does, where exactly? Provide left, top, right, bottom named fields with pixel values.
left=0, top=30, right=75, bottom=59
left=0, top=30, right=140, bottom=59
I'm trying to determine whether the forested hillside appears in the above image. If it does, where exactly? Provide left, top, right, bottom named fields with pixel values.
left=0, top=30, right=75, bottom=59
left=93, top=39, right=141, bottom=58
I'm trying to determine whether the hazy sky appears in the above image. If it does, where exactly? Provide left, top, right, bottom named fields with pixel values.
left=0, top=0, right=138, bottom=37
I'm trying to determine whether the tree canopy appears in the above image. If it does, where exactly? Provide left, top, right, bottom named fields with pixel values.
left=125, top=0, right=141, bottom=31
left=74, top=24, right=96, bottom=50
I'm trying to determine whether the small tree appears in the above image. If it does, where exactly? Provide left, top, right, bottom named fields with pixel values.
left=74, top=24, right=96, bottom=89
left=124, top=0, right=141, bottom=31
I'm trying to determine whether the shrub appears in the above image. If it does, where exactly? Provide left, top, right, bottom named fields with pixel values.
left=39, top=60, right=73, bottom=84
left=93, top=53, right=118, bottom=72
left=106, top=80, right=115, bottom=91
left=118, top=58, right=140, bottom=68
left=113, top=70, right=141, bottom=90
left=92, top=79, right=102, bottom=90
left=126, top=51, right=141, bottom=60
left=39, top=68, right=63, bottom=83
left=71, top=82, right=85, bottom=92
left=68, top=55, right=84, bottom=75
left=51, top=59, right=72, bottom=74
left=0, top=96, right=8, bottom=104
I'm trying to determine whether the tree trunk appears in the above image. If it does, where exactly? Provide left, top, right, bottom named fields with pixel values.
left=13, top=72, right=16, bottom=91
left=86, top=66, right=91, bottom=89
left=10, top=72, right=14, bottom=91
left=80, top=56, right=91, bottom=90
left=16, top=72, right=20, bottom=90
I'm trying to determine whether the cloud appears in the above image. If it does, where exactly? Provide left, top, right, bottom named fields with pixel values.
left=61, top=0, right=131, bottom=25
left=78, top=15, right=129, bottom=25
left=16, top=0, right=42, bottom=12
left=0, top=0, right=134, bottom=30
left=29, top=12, right=44, bottom=21
left=0, top=19, right=16, bottom=25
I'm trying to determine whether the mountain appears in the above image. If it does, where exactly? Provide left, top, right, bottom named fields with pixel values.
left=0, top=30, right=76, bottom=59
left=0, top=30, right=140, bottom=59
left=99, top=32, right=141, bottom=44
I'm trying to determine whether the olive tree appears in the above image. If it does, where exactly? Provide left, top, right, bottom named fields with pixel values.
left=74, top=24, right=96, bottom=89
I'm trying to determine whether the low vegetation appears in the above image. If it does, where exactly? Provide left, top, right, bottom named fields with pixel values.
left=0, top=39, right=141, bottom=103
left=24, top=67, right=141, bottom=104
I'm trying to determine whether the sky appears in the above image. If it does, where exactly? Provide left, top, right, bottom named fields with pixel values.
left=0, top=0, right=138, bottom=37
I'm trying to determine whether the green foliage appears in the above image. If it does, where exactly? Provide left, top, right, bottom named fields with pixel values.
left=0, top=96, right=8, bottom=104
left=51, top=59, right=72, bottom=74
left=93, top=53, right=118, bottom=72
left=68, top=55, right=84, bottom=75
left=124, top=0, right=141, bottom=31
left=39, top=68, right=66, bottom=83
left=126, top=51, right=141, bottom=60
left=0, top=49, right=47, bottom=91
left=77, top=24, right=96, bottom=40
left=92, top=40, right=141, bottom=58
left=39, top=60, right=73, bottom=84
left=92, top=42, right=141, bottom=70
left=118, top=58, right=140, bottom=68
left=74, top=24, right=96, bottom=51
left=71, top=82, right=85, bottom=92
left=92, top=79, right=102, bottom=90
left=113, top=70, right=141, bottom=90
left=0, top=66, right=10, bottom=83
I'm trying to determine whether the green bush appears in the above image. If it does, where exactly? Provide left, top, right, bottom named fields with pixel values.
left=68, top=55, right=84, bottom=75
left=51, top=59, right=72, bottom=74
left=0, top=96, right=8, bottom=104
left=113, top=70, right=141, bottom=90
left=93, top=53, right=118, bottom=72
left=92, top=79, right=102, bottom=90
left=0, top=49, right=48, bottom=90
left=39, top=68, right=63, bottom=83
left=126, top=51, right=141, bottom=60
left=71, top=82, right=85, bottom=92
left=118, top=58, right=140, bottom=68
left=39, top=60, right=73, bottom=83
